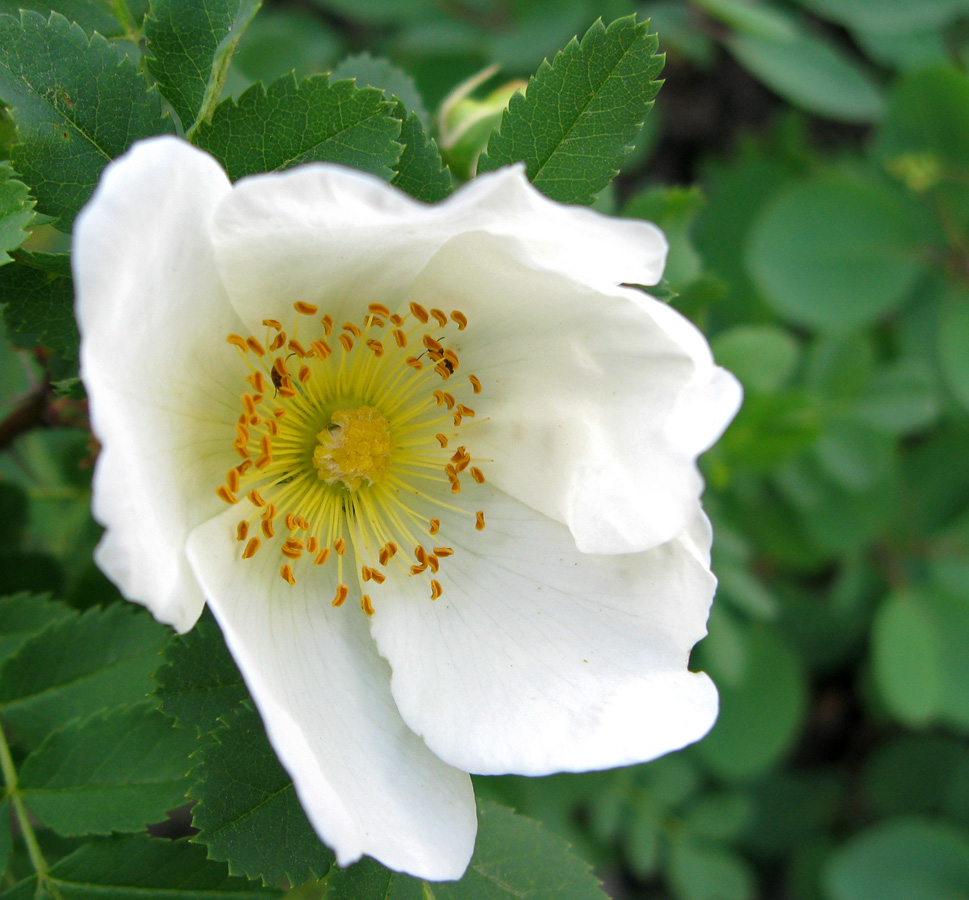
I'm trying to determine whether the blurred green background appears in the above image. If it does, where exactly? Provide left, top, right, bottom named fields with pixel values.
left=3, top=1, right=969, bottom=898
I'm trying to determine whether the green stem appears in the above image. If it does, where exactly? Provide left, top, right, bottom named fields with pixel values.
left=0, top=724, right=58, bottom=897
left=109, top=0, right=139, bottom=40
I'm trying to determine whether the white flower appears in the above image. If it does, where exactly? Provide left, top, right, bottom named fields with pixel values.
left=73, top=135, right=741, bottom=880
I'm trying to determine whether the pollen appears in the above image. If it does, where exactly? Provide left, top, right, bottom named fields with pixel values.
left=221, top=301, right=488, bottom=611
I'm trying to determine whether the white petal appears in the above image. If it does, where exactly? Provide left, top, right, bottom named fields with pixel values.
left=369, top=485, right=719, bottom=776
left=209, top=164, right=666, bottom=332
left=403, top=231, right=743, bottom=554
left=74, top=136, right=245, bottom=631
left=185, top=505, right=477, bottom=880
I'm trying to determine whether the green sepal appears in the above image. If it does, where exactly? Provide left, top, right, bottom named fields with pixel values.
left=478, top=16, right=664, bottom=206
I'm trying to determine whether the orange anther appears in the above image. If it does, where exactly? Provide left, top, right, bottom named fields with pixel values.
left=406, top=357, right=423, bottom=370
left=247, top=489, right=265, bottom=507
left=269, top=332, right=285, bottom=351
left=314, top=547, right=330, bottom=565
left=422, top=334, right=443, bottom=353
left=334, top=538, right=346, bottom=555
left=273, top=357, right=288, bottom=378
left=339, top=333, right=354, bottom=352
left=390, top=313, right=404, bottom=326
left=281, top=544, right=302, bottom=560
left=434, top=547, right=454, bottom=557
left=430, top=580, right=443, bottom=600
left=427, top=555, right=439, bottom=573
left=430, top=308, right=448, bottom=327
left=457, top=404, right=476, bottom=418
left=333, top=584, right=349, bottom=607
left=261, top=518, right=275, bottom=539
left=470, top=467, right=485, bottom=483
left=342, top=322, right=362, bottom=338
left=246, top=337, right=265, bottom=356
left=227, top=334, right=249, bottom=351
left=475, top=510, right=486, bottom=530
left=236, top=521, right=249, bottom=541
left=366, top=339, right=384, bottom=356
left=435, top=433, right=448, bottom=448
left=285, top=513, right=299, bottom=531
left=311, top=339, right=332, bottom=359
left=247, top=371, right=269, bottom=393
left=262, top=503, right=276, bottom=522
left=392, top=329, right=407, bottom=348
left=280, top=564, right=296, bottom=585
left=243, top=537, right=261, bottom=558
left=294, top=301, right=318, bottom=315
left=307, top=536, right=319, bottom=553
left=226, top=468, right=241, bottom=493
left=369, top=569, right=386, bottom=584
left=298, top=365, right=311, bottom=383
left=450, top=310, right=468, bottom=330
left=468, top=374, right=482, bottom=394
left=368, top=302, right=391, bottom=317
left=409, top=302, right=429, bottom=323
left=428, top=519, right=440, bottom=535
left=288, top=339, right=308, bottom=357
left=361, top=595, right=375, bottom=615
left=216, top=485, right=237, bottom=504
left=262, top=319, right=282, bottom=330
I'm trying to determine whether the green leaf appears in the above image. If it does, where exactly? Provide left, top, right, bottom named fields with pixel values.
left=193, top=74, right=402, bottom=182
left=799, top=0, right=969, bottom=34
left=938, top=287, right=969, bottom=413
left=0, top=593, right=74, bottom=667
left=331, top=53, right=429, bottom=128
left=727, top=28, right=884, bottom=123
left=145, top=0, right=262, bottom=134
left=0, top=11, right=173, bottom=227
left=18, top=703, right=197, bottom=836
left=0, top=1, right=127, bottom=38
left=1, top=835, right=282, bottom=899
left=0, top=797, right=10, bottom=877
left=390, top=101, right=451, bottom=203
left=747, top=176, right=925, bottom=330
left=0, top=252, right=77, bottom=358
left=478, top=16, right=664, bottom=206
left=326, top=801, right=609, bottom=900
left=668, top=835, right=756, bottom=900
left=0, top=604, right=170, bottom=747
left=696, top=627, right=807, bottom=780
left=153, top=611, right=248, bottom=737
left=824, top=817, right=969, bottom=900
left=711, top=325, right=800, bottom=395
left=0, top=162, right=33, bottom=264
left=189, top=701, right=334, bottom=886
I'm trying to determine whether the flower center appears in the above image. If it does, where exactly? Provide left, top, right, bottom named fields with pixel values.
left=217, top=301, right=487, bottom=615
left=314, top=407, right=393, bottom=491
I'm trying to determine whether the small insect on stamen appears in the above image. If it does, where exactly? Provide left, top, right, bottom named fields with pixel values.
left=294, top=301, right=318, bottom=315
left=409, top=302, right=429, bottom=323
left=236, top=521, right=249, bottom=541
left=430, top=580, right=443, bottom=600
left=280, top=564, right=297, bottom=585
left=216, top=485, right=238, bottom=504
left=361, top=595, right=375, bottom=616
left=470, top=467, right=485, bottom=484
left=450, top=310, right=468, bottom=330
left=227, top=334, right=249, bottom=351
left=246, top=337, right=266, bottom=356
left=475, top=511, right=486, bottom=531
left=243, top=537, right=261, bottom=558
left=430, top=308, right=448, bottom=327
left=333, top=584, right=349, bottom=607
